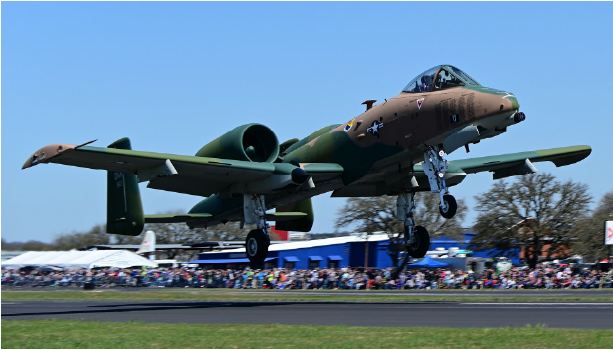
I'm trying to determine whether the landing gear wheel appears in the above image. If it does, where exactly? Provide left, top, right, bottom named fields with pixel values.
left=406, top=225, right=430, bottom=258
left=246, top=229, right=270, bottom=264
left=439, top=194, right=457, bottom=219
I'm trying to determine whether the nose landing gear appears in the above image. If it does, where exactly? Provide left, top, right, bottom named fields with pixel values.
left=423, top=146, right=457, bottom=219
left=439, top=194, right=457, bottom=219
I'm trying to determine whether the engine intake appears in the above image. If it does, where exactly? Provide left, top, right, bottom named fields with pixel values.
left=196, top=123, right=280, bottom=163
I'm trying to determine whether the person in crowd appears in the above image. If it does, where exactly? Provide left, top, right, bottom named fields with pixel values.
left=3, top=263, right=613, bottom=290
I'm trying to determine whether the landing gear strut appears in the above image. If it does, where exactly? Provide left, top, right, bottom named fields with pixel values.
left=422, top=146, right=457, bottom=219
left=243, top=194, right=270, bottom=264
left=397, top=192, right=430, bottom=258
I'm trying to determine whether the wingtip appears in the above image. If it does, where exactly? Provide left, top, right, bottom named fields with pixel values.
left=582, top=145, right=592, bottom=152
left=22, top=143, right=76, bottom=169
left=572, top=145, right=592, bottom=152
left=22, top=140, right=97, bottom=170
left=546, top=145, right=593, bottom=167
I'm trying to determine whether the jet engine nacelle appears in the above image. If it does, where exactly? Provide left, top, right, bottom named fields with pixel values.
left=196, top=123, right=280, bottom=163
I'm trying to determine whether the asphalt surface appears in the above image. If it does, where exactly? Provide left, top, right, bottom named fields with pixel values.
left=3, top=299, right=612, bottom=329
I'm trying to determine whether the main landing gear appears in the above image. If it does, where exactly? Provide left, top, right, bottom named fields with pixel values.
left=397, top=192, right=430, bottom=258
left=244, top=194, right=270, bottom=264
left=396, top=146, right=458, bottom=258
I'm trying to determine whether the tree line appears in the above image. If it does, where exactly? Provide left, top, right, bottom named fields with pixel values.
left=1, top=216, right=254, bottom=253
left=3, top=173, right=611, bottom=269
left=335, top=173, right=612, bottom=270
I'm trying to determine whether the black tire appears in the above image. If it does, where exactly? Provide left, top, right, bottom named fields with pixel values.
left=439, top=194, right=457, bottom=219
left=245, top=229, right=270, bottom=264
left=406, top=225, right=430, bottom=258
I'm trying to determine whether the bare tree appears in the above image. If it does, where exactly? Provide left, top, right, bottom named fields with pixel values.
left=111, top=233, right=142, bottom=245
left=144, top=221, right=248, bottom=243
left=143, top=222, right=206, bottom=259
left=53, top=224, right=110, bottom=250
left=2, top=239, right=56, bottom=251
left=469, top=173, right=592, bottom=268
left=144, top=222, right=206, bottom=245
left=144, top=217, right=249, bottom=259
left=572, top=191, right=613, bottom=261
left=335, top=193, right=466, bottom=272
left=205, top=222, right=250, bottom=241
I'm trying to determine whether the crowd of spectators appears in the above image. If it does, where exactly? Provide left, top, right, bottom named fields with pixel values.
left=2, top=264, right=613, bottom=290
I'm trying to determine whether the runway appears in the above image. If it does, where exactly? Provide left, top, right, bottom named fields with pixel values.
left=3, top=300, right=612, bottom=329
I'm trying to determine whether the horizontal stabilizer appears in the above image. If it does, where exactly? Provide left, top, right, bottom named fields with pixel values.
left=265, top=212, right=308, bottom=222
left=144, top=213, right=212, bottom=223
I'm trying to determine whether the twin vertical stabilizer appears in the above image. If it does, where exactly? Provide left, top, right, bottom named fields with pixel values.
left=106, top=138, right=145, bottom=236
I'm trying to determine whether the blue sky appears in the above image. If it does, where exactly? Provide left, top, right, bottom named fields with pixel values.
left=3, top=2, right=612, bottom=243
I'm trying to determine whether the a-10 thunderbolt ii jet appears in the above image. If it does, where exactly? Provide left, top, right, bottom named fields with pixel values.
left=23, top=65, right=591, bottom=263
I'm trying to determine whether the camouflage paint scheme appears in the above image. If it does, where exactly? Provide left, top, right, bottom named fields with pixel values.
left=22, top=65, right=591, bottom=236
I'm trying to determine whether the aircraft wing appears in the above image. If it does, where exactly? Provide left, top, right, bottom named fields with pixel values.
left=22, top=141, right=344, bottom=197
left=332, top=145, right=591, bottom=197
left=449, top=145, right=591, bottom=179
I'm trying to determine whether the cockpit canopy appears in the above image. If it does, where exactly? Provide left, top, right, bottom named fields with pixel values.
left=402, top=65, right=480, bottom=93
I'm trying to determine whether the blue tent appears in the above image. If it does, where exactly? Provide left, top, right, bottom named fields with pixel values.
left=409, top=256, right=449, bottom=268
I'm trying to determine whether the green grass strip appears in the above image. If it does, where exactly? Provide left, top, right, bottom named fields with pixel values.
left=2, top=290, right=613, bottom=303
left=2, top=319, right=613, bottom=348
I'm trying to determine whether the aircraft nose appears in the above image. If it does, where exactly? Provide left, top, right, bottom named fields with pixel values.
left=495, top=91, right=520, bottom=118
left=501, top=92, right=525, bottom=123
left=504, top=93, right=520, bottom=110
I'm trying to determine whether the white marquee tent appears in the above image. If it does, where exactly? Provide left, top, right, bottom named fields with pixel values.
left=1, top=250, right=158, bottom=269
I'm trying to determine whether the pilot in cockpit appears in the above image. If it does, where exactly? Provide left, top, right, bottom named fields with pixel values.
left=435, top=69, right=464, bottom=90
left=420, top=76, right=432, bottom=92
left=403, top=65, right=477, bottom=94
